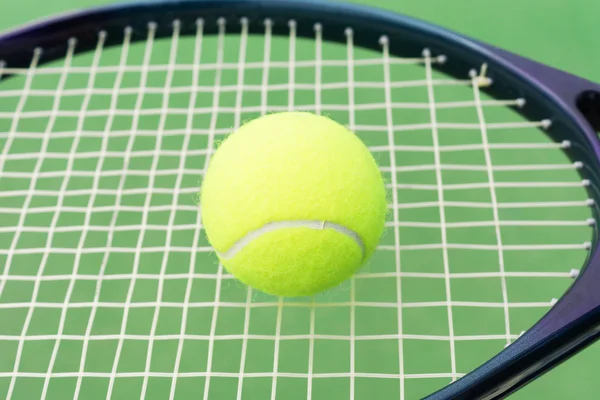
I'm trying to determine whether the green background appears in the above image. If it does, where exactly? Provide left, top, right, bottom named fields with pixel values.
left=1, top=0, right=600, bottom=399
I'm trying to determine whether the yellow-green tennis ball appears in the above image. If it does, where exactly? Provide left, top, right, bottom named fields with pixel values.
left=200, top=111, right=387, bottom=297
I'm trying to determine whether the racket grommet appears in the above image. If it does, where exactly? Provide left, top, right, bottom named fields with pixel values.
left=586, top=218, right=596, bottom=226
left=561, top=140, right=571, bottom=149
left=68, top=37, right=77, bottom=47
left=313, top=23, right=322, bottom=32
left=378, top=35, right=389, bottom=46
left=98, top=30, right=107, bottom=40
left=217, top=17, right=226, bottom=26
left=584, top=241, right=592, bottom=250
left=541, top=119, right=552, bottom=129
left=196, top=18, right=204, bottom=27
left=516, top=98, right=526, bottom=107
left=582, top=179, right=590, bottom=187
left=173, top=19, right=181, bottom=28
left=586, top=198, right=595, bottom=207
left=148, top=21, right=157, bottom=30
left=570, top=269, right=581, bottom=278
left=344, top=27, right=353, bottom=37
left=288, top=19, right=297, bottom=28
left=264, top=18, right=273, bottom=27
left=422, top=48, right=431, bottom=57
left=124, top=26, right=133, bottom=35
left=437, top=54, right=447, bottom=64
left=574, top=161, right=584, bottom=169
left=240, top=17, right=249, bottom=26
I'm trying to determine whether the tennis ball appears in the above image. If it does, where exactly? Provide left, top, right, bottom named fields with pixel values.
left=200, top=112, right=387, bottom=297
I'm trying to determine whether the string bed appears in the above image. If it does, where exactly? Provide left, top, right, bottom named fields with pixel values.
left=0, top=18, right=593, bottom=400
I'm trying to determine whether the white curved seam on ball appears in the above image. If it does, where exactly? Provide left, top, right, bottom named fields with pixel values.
left=217, top=220, right=365, bottom=260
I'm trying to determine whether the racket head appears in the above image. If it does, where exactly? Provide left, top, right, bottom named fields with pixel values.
left=1, top=1, right=600, bottom=399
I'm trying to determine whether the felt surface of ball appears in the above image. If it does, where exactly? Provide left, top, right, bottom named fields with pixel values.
left=200, top=112, right=387, bottom=297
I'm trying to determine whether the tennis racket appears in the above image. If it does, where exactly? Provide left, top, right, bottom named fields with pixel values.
left=1, top=0, right=600, bottom=399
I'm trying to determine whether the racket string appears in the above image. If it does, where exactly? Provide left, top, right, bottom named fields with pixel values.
left=379, top=29, right=406, bottom=394
left=469, top=66, right=511, bottom=349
